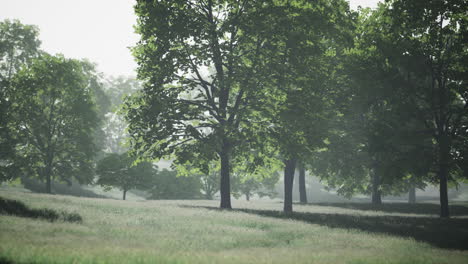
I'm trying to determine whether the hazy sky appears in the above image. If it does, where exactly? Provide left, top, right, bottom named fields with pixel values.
left=0, top=0, right=380, bottom=77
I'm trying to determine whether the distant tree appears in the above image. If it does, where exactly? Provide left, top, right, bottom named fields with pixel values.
left=104, top=76, right=140, bottom=107
left=232, top=170, right=280, bottom=201
left=0, top=19, right=41, bottom=181
left=80, top=61, right=111, bottom=161
left=96, top=152, right=156, bottom=200
left=0, top=19, right=41, bottom=81
left=198, top=162, right=220, bottom=200
left=95, top=76, right=141, bottom=155
left=175, top=161, right=219, bottom=200
left=9, top=54, right=100, bottom=193
left=149, top=169, right=202, bottom=200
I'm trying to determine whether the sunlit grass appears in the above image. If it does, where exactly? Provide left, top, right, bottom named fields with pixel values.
left=1, top=188, right=468, bottom=264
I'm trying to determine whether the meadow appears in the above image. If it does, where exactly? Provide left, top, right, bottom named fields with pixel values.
left=1, top=188, right=468, bottom=264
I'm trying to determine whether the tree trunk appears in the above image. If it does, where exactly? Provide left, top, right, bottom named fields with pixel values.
left=298, top=163, right=307, bottom=204
left=46, top=174, right=52, bottom=194
left=408, top=184, right=416, bottom=204
left=245, top=192, right=250, bottom=201
left=371, top=164, right=382, bottom=205
left=219, top=140, right=232, bottom=209
left=283, top=158, right=296, bottom=213
left=45, top=161, right=52, bottom=194
left=438, top=135, right=450, bottom=218
left=123, top=189, right=127, bottom=200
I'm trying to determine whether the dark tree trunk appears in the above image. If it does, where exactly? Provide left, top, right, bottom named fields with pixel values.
left=245, top=192, right=250, bottom=201
left=408, top=184, right=416, bottom=204
left=219, top=140, right=232, bottom=209
left=438, top=135, right=450, bottom=218
left=298, top=163, right=307, bottom=204
left=371, top=164, right=382, bottom=205
left=283, top=158, right=296, bottom=213
left=44, top=161, right=52, bottom=194
left=123, top=189, right=127, bottom=200
left=46, top=174, right=52, bottom=194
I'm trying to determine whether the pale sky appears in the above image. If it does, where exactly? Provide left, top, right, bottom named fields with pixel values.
left=0, top=0, right=380, bottom=77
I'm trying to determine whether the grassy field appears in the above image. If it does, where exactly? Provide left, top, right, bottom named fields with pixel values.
left=1, top=188, right=468, bottom=264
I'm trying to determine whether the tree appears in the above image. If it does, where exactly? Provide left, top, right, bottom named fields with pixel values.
left=376, top=0, right=467, bottom=217
left=98, top=77, right=141, bottom=154
left=175, top=160, right=220, bottom=200
left=127, top=0, right=281, bottom=209
left=104, top=76, right=141, bottom=107
left=232, top=170, right=279, bottom=201
left=297, top=163, right=307, bottom=203
left=0, top=19, right=41, bottom=82
left=0, top=19, right=41, bottom=181
left=149, top=169, right=202, bottom=200
left=96, top=152, right=156, bottom=200
left=310, top=5, right=439, bottom=206
left=9, top=54, right=100, bottom=193
left=257, top=0, right=354, bottom=212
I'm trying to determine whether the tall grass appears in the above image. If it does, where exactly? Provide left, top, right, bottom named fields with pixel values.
left=1, top=188, right=467, bottom=264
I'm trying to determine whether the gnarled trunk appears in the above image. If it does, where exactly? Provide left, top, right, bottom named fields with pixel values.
left=283, top=158, right=296, bottom=213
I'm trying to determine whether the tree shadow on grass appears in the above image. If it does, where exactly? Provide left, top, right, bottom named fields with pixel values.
left=0, top=197, right=82, bottom=223
left=305, top=202, right=468, bottom=216
left=183, top=205, right=468, bottom=250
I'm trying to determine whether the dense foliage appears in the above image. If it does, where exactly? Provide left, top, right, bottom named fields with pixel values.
left=0, top=0, right=466, bottom=218
left=8, top=54, right=100, bottom=192
left=96, top=152, right=156, bottom=200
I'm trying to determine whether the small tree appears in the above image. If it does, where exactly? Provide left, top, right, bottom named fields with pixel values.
left=96, top=153, right=156, bottom=200
left=232, top=172, right=279, bottom=201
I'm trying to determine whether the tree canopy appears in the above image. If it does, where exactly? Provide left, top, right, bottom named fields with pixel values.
left=8, top=54, right=100, bottom=192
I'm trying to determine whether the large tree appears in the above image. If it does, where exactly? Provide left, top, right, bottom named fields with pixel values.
left=9, top=54, right=100, bottom=193
left=0, top=19, right=41, bottom=181
left=127, top=0, right=279, bottom=209
left=258, top=0, right=354, bottom=212
left=378, top=0, right=468, bottom=217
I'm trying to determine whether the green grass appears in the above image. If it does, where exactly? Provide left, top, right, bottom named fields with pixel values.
left=1, top=188, right=468, bottom=264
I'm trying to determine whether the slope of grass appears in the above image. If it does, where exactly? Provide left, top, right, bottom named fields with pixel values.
left=1, top=188, right=468, bottom=264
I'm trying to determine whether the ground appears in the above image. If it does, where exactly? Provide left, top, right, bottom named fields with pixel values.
left=1, top=187, right=468, bottom=264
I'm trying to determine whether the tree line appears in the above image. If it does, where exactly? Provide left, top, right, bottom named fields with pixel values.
left=1, top=0, right=467, bottom=218
left=126, top=0, right=467, bottom=218
left=0, top=19, right=277, bottom=201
